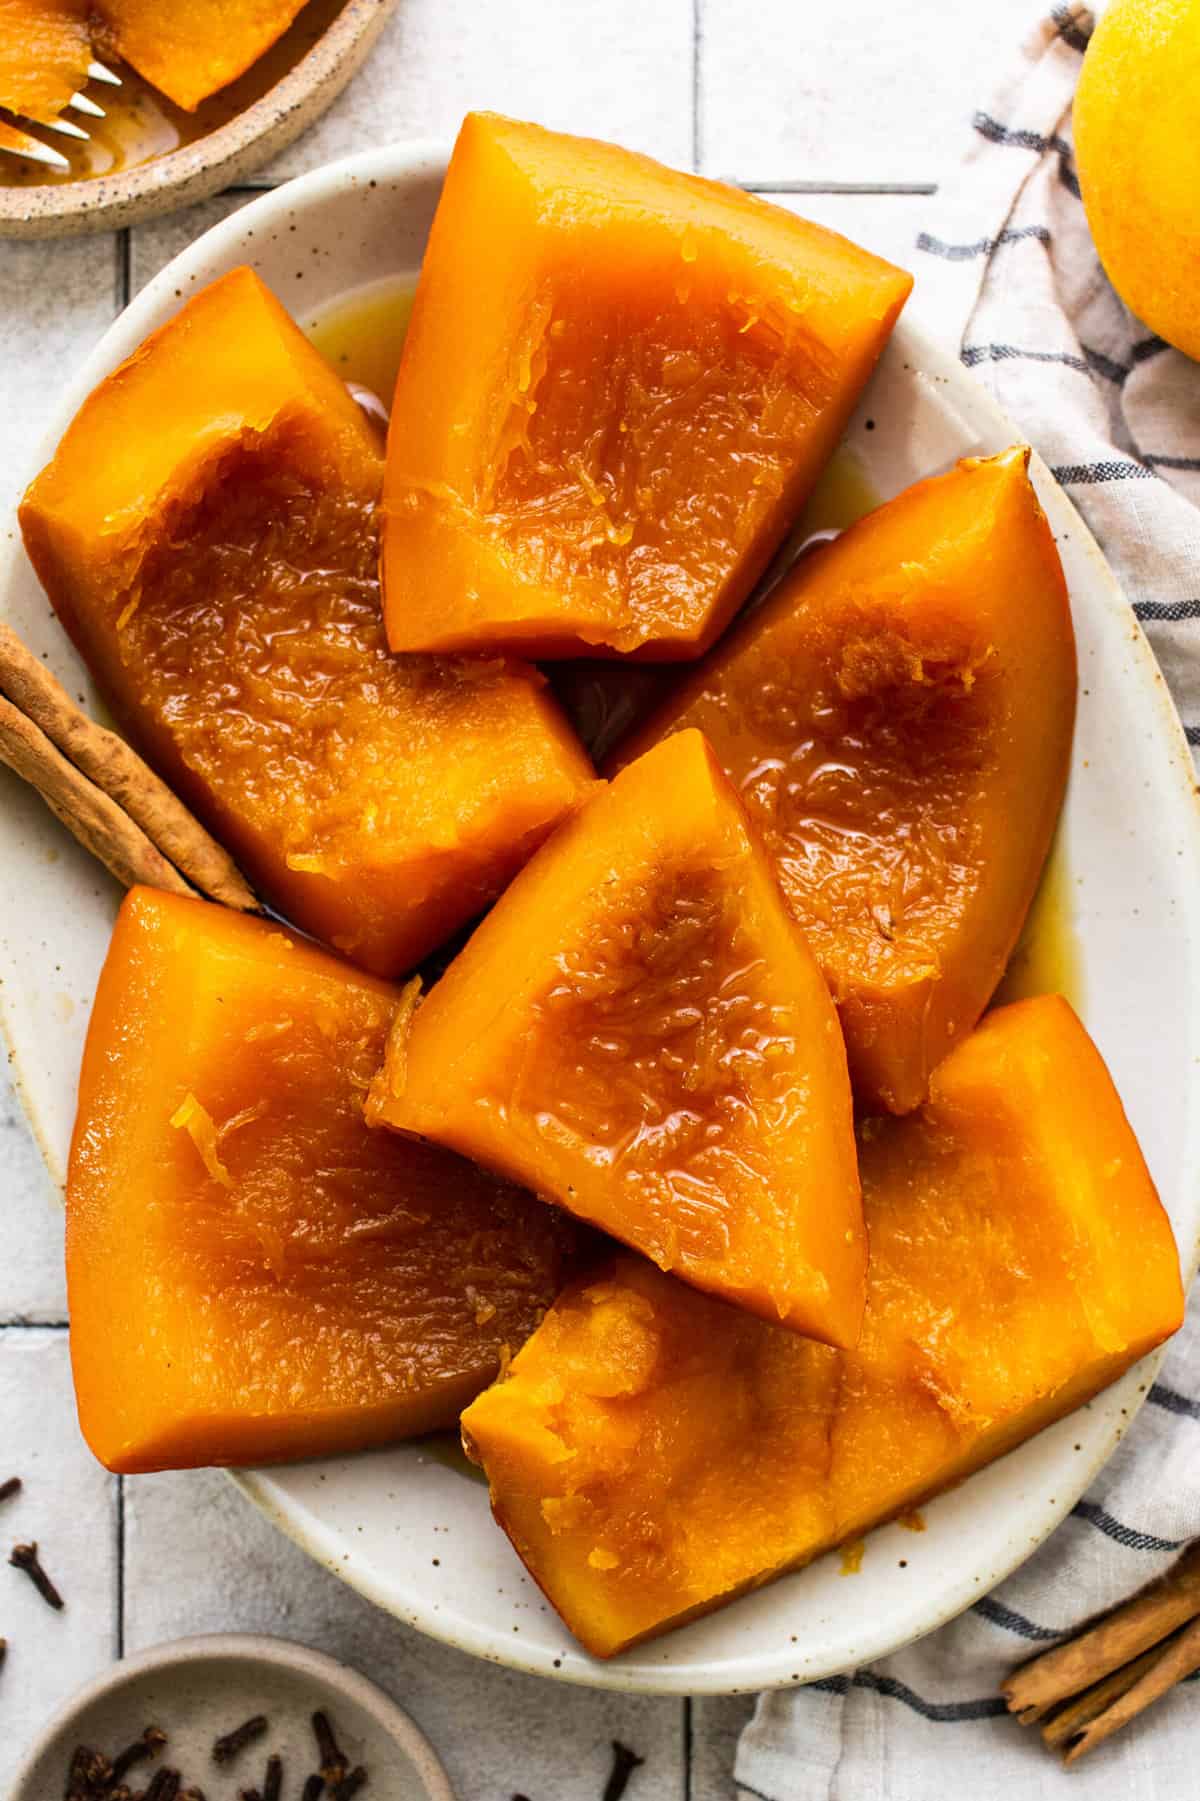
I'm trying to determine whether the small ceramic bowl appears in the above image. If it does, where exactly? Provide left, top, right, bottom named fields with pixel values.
left=10, top=1633, right=457, bottom=1801
left=0, top=0, right=400, bottom=239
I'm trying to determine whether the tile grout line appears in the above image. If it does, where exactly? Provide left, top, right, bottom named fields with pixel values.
left=115, top=1473, right=125, bottom=1659
left=117, top=227, right=131, bottom=308
left=683, top=1695, right=693, bottom=1801
left=731, top=179, right=939, bottom=195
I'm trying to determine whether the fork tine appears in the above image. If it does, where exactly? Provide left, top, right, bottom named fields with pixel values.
left=68, top=90, right=105, bottom=118
left=41, top=115, right=89, bottom=140
left=0, top=132, right=70, bottom=170
left=87, top=60, right=122, bottom=86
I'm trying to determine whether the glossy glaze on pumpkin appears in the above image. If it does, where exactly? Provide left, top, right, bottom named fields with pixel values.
left=92, top=0, right=309, bottom=110
left=67, top=888, right=582, bottom=1474
left=462, top=997, right=1183, bottom=1657
left=0, top=0, right=90, bottom=125
left=610, top=449, right=1076, bottom=1112
left=381, top=112, right=912, bottom=660
left=19, top=267, right=593, bottom=977
left=369, top=729, right=865, bottom=1346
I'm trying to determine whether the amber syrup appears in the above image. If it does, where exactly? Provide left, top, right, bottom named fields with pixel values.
left=305, top=275, right=417, bottom=413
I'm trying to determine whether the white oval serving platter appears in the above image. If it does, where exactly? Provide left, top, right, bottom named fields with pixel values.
left=2, top=141, right=1199, bottom=1697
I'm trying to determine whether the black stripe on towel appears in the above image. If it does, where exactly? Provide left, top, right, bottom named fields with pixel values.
left=1131, top=335, right=1169, bottom=364
left=1081, top=344, right=1130, bottom=385
left=1185, top=725, right=1200, bottom=747
left=971, top=113, right=1081, bottom=197
left=1051, top=459, right=1155, bottom=484
left=917, top=225, right=1049, bottom=261
left=812, top=1672, right=1008, bottom=1722
left=972, top=1595, right=1062, bottom=1642
left=1072, top=1499, right=1187, bottom=1552
left=1052, top=5, right=1092, bottom=52
left=962, top=343, right=1088, bottom=372
left=1144, top=453, right=1200, bottom=472
left=1133, top=600, right=1200, bottom=622
left=1149, top=1382, right=1200, bottom=1421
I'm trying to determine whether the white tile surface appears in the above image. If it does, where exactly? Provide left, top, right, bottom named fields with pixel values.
left=0, top=235, right=116, bottom=1331
left=699, top=0, right=1037, bottom=185
left=124, top=1469, right=684, bottom=1801
left=0, top=1330, right=117, bottom=1789
left=0, top=1075, right=65, bottom=1322
left=690, top=1696, right=754, bottom=1801
left=265, top=0, right=695, bottom=179
left=0, top=232, right=118, bottom=519
left=128, top=191, right=259, bottom=295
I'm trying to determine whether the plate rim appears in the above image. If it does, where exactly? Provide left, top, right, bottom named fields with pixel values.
left=5, top=139, right=1200, bottom=1696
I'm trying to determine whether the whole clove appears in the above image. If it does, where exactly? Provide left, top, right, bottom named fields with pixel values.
left=330, top=1768, right=367, bottom=1801
left=65, top=1743, right=112, bottom=1798
left=143, top=1768, right=181, bottom=1801
left=602, top=1740, right=645, bottom=1801
left=300, top=1777, right=325, bottom=1801
left=0, top=1476, right=21, bottom=1504
left=262, top=1755, right=283, bottom=1801
left=11, top=1539, right=64, bottom=1609
left=112, top=1727, right=168, bottom=1785
left=311, top=1712, right=347, bottom=1787
left=212, top=1717, right=269, bottom=1765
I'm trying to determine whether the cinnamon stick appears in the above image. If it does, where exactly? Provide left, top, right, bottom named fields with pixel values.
left=0, top=625, right=255, bottom=910
left=1040, top=1640, right=1167, bottom=1748
left=1064, top=1613, right=1200, bottom=1761
left=1002, top=1540, right=1200, bottom=1722
left=0, top=695, right=196, bottom=898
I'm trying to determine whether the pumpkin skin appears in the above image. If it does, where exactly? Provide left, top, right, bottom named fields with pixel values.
left=19, top=267, right=593, bottom=979
left=609, top=449, right=1076, bottom=1113
left=368, top=728, right=865, bottom=1348
left=92, top=0, right=308, bottom=110
left=66, top=887, right=583, bottom=1475
left=461, top=996, right=1184, bottom=1659
left=381, top=112, right=913, bottom=661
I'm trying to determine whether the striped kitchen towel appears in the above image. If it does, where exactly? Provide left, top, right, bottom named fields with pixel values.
left=735, top=7, right=1200, bottom=1797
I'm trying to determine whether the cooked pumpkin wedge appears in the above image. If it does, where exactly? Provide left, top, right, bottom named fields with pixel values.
left=462, top=996, right=1184, bottom=1658
left=369, top=728, right=865, bottom=1347
left=92, top=0, right=308, bottom=110
left=67, top=888, right=583, bottom=1474
left=610, top=449, right=1077, bottom=1112
left=381, top=112, right=912, bottom=660
left=19, top=267, right=593, bottom=978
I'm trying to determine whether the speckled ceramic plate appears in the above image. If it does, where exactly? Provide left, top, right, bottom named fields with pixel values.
left=0, top=0, right=399, bottom=239
left=2, top=143, right=1199, bottom=1696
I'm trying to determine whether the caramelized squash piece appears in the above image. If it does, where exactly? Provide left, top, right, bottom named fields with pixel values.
left=0, top=0, right=90, bottom=124
left=381, top=112, right=913, bottom=660
left=370, top=729, right=864, bottom=1346
left=92, top=0, right=308, bottom=110
left=20, top=268, right=593, bottom=978
left=67, top=887, right=582, bottom=1474
left=611, top=450, right=1076, bottom=1112
left=462, top=997, right=1183, bottom=1657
